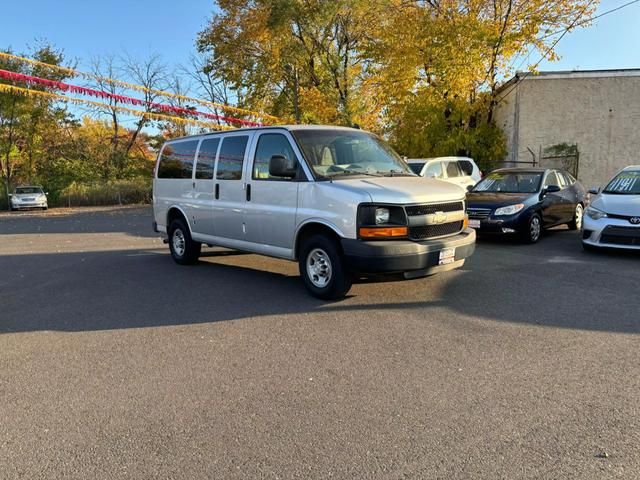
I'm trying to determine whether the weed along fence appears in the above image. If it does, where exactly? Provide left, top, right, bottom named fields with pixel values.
left=56, top=180, right=152, bottom=207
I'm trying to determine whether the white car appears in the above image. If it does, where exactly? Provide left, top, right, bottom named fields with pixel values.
left=583, top=165, right=640, bottom=251
left=153, top=126, right=476, bottom=299
left=9, top=186, right=48, bottom=211
left=406, top=157, right=481, bottom=191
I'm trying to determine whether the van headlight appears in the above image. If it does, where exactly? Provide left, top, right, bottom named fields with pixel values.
left=358, top=204, right=408, bottom=239
left=375, top=208, right=390, bottom=224
left=585, top=206, right=608, bottom=220
left=494, top=204, right=525, bottom=216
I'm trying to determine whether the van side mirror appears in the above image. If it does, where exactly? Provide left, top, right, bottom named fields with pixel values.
left=466, top=185, right=474, bottom=192
left=544, top=185, right=561, bottom=194
left=269, top=155, right=297, bottom=178
left=588, top=187, right=599, bottom=195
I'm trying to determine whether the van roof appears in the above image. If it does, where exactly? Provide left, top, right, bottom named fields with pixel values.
left=166, top=124, right=363, bottom=142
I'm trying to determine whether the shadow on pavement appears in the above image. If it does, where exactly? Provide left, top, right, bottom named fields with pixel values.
left=0, top=206, right=157, bottom=238
left=1, top=238, right=639, bottom=334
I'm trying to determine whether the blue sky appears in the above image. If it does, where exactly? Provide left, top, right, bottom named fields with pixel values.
left=0, top=0, right=214, bottom=70
left=1, top=0, right=638, bottom=79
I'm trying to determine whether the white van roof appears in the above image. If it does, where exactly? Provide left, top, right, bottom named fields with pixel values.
left=166, top=125, right=363, bottom=142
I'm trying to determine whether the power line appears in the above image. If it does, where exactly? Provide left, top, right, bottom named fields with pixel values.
left=539, top=0, right=640, bottom=40
left=510, top=0, right=640, bottom=72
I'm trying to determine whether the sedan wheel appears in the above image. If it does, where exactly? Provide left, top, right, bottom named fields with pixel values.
left=523, top=214, right=542, bottom=243
left=568, top=204, right=584, bottom=230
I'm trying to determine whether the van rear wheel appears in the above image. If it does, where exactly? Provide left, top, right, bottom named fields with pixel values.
left=168, top=218, right=201, bottom=265
left=299, top=234, right=352, bottom=300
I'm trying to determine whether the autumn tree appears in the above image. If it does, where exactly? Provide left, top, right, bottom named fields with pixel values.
left=198, top=0, right=598, bottom=168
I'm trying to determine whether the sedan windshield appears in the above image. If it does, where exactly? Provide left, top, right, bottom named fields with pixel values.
left=473, top=172, right=542, bottom=193
left=603, top=170, right=640, bottom=195
left=15, top=187, right=43, bottom=194
left=292, top=129, right=414, bottom=178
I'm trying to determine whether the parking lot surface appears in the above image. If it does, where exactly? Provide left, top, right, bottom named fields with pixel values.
left=1, top=206, right=639, bottom=479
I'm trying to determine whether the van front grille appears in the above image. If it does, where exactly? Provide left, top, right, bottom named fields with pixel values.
left=409, top=221, right=464, bottom=240
left=405, top=202, right=464, bottom=216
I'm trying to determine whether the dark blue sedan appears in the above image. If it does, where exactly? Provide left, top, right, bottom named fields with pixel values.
left=466, top=168, right=587, bottom=243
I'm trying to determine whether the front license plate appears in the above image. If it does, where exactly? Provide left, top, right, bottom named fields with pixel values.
left=439, top=247, right=456, bottom=265
left=469, top=219, right=481, bottom=229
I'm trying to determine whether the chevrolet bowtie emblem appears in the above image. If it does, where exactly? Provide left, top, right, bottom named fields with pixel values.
left=432, top=211, right=448, bottom=224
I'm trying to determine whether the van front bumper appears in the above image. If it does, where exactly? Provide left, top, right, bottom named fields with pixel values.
left=341, top=228, right=476, bottom=275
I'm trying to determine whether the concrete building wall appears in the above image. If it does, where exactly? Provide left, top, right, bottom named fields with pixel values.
left=494, top=72, right=640, bottom=187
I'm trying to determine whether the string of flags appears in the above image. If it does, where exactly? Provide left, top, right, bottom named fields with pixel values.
left=0, top=69, right=263, bottom=127
left=0, top=83, right=237, bottom=130
left=0, top=50, right=280, bottom=126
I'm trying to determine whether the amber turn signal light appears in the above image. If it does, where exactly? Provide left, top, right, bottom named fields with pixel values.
left=463, top=215, right=469, bottom=229
left=359, top=226, right=408, bottom=238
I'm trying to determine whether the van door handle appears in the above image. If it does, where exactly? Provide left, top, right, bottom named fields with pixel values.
left=215, top=183, right=219, bottom=199
left=246, top=184, right=251, bottom=202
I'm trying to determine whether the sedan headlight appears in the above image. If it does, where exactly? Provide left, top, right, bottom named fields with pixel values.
left=375, top=207, right=390, bottom=224
left=494, top=203, right=525, bottom=216
left=585, top=206, right=608, bottom=220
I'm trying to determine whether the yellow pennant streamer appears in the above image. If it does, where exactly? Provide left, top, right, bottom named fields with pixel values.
left=0, top=83, right=237, bottom=130
left=0, top=51, right=280, bottom=122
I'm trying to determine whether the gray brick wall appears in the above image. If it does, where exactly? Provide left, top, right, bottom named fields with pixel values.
left=494, top=72, right=640, bottom=187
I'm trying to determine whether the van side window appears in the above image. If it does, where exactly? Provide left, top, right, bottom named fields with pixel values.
left=445, top=161, right=461, bottom=178
left=458, top=160, right=473, bottom=176
left=157, top=140, right=198, bottom=179
left=195, top=138, right=220, bottom=180
left=217, top=136, right=248, bottom=180
left=253, top=134, right=297, bottom=180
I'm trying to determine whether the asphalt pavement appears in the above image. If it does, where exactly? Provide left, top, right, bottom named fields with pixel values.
left=1, top=206, right=639, bottom=479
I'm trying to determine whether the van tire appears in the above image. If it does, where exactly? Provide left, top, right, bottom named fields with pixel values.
left=299, top=234, right=352, bottom=300
left=168, top=218, right=201, bottom=265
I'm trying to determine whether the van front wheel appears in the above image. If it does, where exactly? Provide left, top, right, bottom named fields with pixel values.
left=299, top=234, right=352, bottom=300
left=168, top=218, right=201, bottom=265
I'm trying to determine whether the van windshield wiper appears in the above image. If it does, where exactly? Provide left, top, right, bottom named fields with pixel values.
left=328, top=170, right=383, bottom=178
left=379, top=170, right=415, bottom=177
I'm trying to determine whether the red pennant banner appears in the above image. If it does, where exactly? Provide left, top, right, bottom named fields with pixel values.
left=0, top=69, right=263, bottom=127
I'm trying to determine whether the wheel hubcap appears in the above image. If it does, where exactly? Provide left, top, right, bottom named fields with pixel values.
left=306, top=248, right=332, bottom=288
left=530, top=217, right=541, bottom=241
left=172, top=229, right=186, bottom=257
left=575, top=205, right=584, bottom=229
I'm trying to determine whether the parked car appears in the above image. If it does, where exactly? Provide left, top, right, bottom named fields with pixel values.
left=406, top=157, right=482, bottom=190
left=153, top=126, right=476, bottom=299
left=465, top=168, right=586, bottom=243
left=583, top=165, right=640, bottom=251
left=9, top=186, right=48, bottom=211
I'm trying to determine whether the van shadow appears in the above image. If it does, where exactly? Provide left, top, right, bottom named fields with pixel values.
left=1, top=240, right=639, bottom=334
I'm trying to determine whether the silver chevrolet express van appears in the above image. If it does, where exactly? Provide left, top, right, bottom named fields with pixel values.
left=152, top=126, right=476, bottom=299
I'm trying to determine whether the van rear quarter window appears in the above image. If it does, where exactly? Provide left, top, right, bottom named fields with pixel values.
left=158, top=140, right=199, bottom=179
left=217, top=136, right=249, bottom=180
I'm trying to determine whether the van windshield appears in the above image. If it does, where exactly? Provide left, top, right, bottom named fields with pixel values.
left=292, top=129, right=415, bottom=179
